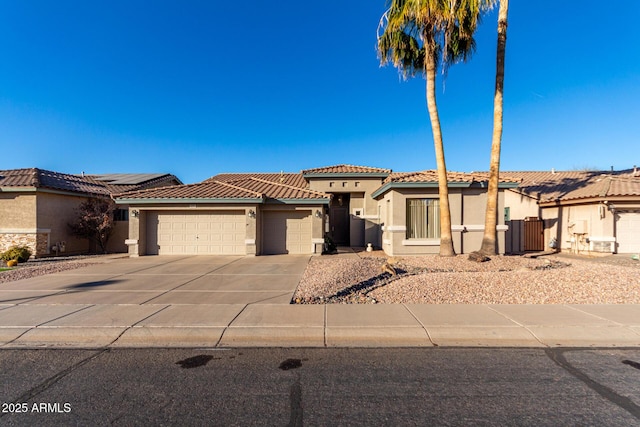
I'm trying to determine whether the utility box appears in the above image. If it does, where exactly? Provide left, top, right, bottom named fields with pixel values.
left=572, top=220, right=588, bottom=234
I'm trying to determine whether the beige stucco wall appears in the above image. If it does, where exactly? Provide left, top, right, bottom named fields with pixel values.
left=0, top=192, right=37, bottom=229
left=540, top=203, right=616, bottom=253
left=308, top=177, right=383, bottom=218
left=37, top=192, right=91, bottom=255
left=110, top=221, right=129, bottom=253
left=504, top=190, right=540, bottom=220
left=379, top=187, right=506, bottom=256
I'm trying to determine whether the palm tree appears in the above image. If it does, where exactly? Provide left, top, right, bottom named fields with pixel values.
left=479, top=0, right=509, bottom=255
left=377, top=0, right=488, bottom=257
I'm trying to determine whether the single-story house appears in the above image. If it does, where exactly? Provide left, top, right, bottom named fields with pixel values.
left=0, top=168, right=181, bottom=257
left=503, top=168, right=640, bottom=254
left=116, top=165, right=521, bottom=257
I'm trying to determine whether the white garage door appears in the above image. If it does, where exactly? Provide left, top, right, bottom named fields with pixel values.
left=617, top=211, right=640, bottom=253
left=262, top=211, right=312, bottom=255
left=148, top=211, right=245, bottom=255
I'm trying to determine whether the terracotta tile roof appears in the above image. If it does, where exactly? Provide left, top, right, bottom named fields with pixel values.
left=0, top=168, right=110, bottom=196
left=232, top=177, right=330, bottom=200
left=117, top=177, right=330, bottom=201
left=116, top=181, right=263, bottom=200
left=207, top=173, right=307, bottom=188
left=93, top=174, right=182, bottom=195
left=301, top=164, right=392, bottom=175
left=384, top=170, right=521, bottom=184
left=501, top=169, right=640, bottom=203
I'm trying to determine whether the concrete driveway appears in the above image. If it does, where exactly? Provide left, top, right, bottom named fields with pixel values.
left=0, top=255, right=310, bottom=306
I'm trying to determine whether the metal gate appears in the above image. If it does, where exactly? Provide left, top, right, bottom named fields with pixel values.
left=523, top=218, right=544, bottom=251
left=505, top=218, right=544, bottom=254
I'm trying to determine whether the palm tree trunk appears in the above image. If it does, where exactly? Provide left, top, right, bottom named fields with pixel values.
left=425, top=40, right=456, bottom=257
left=480, top=0, right=509, bottom=256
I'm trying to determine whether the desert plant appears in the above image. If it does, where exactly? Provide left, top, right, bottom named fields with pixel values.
left=323, top=234, right=338, bottom=254
left=6, top=259, right=18, bottom=267
left=1, top=245, right=32, bottom=263
left=68, top=198, right=116, bottom=253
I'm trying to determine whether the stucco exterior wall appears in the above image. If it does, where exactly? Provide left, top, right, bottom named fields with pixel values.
left=379, top=187, right=507, bottom=256
left=0, top=193, right=37, bottom=229
left=37, top=192, right=91, bottom=255
left=308, top=177, right=383, bottom=218
left=504, top=190, right=539, bottom=220
left=110, top=221, right=129, bottom=253
left=541, top=203, right=615, bottom=253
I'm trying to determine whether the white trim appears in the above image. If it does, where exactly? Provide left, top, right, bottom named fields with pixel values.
left=588, top=236, right=616, bottom=242
left=450, top=225, right=509, bottom=232
left=244, top=239, right=256, bottom=245
left=0, top=228, right=51, bottom=234
left=125, top=239, right=138, bottom=245
left=402, top=239, right=441, bottom=246
left=359, top=214, right=379, bottom=220
left=384, top=225, right=406, bottom=232
left=311, top=238, right=324, bottom=244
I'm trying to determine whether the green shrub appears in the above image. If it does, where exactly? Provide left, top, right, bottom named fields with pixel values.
left=1, top=246, right=32, bottom=263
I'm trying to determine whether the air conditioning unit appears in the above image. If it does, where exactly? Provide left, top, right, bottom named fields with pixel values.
left=589, top=237, right=615, bottom=253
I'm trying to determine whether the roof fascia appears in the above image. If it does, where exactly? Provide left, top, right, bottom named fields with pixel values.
left=539, top=195, right=640, bottom=207
left=115, top=197, right=265, bottom=205
left=0, top=186, right=36, bottom=193
left=371, top=181, right=470, bottom=198
left=1, top=187, right=106, bottom=197
left=265, top=198, right=331, bottom=205
left=302, top=172, right=389, bottom=179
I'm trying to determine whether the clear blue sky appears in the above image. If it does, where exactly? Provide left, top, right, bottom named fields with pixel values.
left=1, top=1, right=638, bottom=184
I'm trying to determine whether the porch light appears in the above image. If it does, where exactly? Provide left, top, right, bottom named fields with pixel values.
left=315, top=210, right=323, bottom=218
left=248, top=209, right=256, bottom=218
left=131, top=210, right=139, bottom=218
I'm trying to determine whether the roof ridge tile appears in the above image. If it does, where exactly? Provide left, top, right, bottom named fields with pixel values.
left=211, top=180, right=263, bottom=198
left=246, top=176, right=328, bottom=197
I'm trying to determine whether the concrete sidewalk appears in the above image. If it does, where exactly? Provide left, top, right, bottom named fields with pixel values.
left=1, top=303, right=639, bottom=349
left=1, top=254, right=639, bottom=348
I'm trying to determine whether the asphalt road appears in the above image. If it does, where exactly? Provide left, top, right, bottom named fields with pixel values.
left=1, top=348, right=639, bottom=426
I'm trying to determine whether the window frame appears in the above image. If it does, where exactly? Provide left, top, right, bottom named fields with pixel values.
left=405, top=198, right=440, bottom=240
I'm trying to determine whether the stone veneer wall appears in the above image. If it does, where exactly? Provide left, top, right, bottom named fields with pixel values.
left=0, top=232, right=49, bottom=258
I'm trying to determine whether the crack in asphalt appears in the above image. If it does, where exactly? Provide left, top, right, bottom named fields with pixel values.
left=545, top=348, right=640, bottom=420
left=287, top=374, right=303, bottom=427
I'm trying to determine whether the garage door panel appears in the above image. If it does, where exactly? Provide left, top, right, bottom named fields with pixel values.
left=617, top=211, right=640, bottom=253
left=263, top=211, right=312, bottom=255
left=151, top=211, right=245, bottom=255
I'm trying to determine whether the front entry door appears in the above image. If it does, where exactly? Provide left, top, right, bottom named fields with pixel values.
left=329, top=194, right=350, bottom=245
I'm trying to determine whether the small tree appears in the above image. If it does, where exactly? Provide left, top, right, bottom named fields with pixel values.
left=68, top=198, right=116, bottom=253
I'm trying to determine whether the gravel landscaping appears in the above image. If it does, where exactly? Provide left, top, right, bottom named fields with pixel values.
left=2, top=252, right=638, bottom=305
left=293, top=252, right=640, bottom=304
left=0, top=255, right=119, bottom=284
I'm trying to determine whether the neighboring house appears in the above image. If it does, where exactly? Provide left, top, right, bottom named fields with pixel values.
left=503, top=168, right=640, bottom=254
left=116, top=165, right=520, bottom=257
left=0, top=168, right=181, bottom=257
